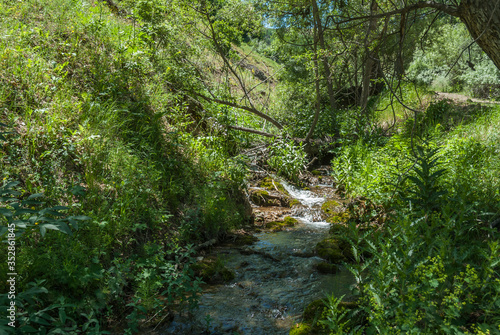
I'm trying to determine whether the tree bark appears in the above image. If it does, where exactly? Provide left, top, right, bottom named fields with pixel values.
left=305, top=9, right=322, bottom=144
left=459, top=0, right=500, bottom=71
left=311, top=0, right=337, bottom=111
left=360, top=0, right=378, bottom=110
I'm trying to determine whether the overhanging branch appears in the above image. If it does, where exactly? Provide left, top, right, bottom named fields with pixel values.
left=192, top=92, right=283, bottom=129
left=332, top=1, right=460, bottom=25
left=227, top=125, right=279, bottom=138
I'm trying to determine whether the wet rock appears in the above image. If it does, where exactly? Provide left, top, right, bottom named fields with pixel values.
left=253, top=207, right=292, bottom=225
left=220, top=321, right=238, bottom=332
left=314, top=262, right=339, bottom=274
left=192, top=257, right=235, bottom=284
left=315, top=238, right=353, bottom=263
left=257, top=176, right=290, bottom=195
left=239, top=247, right=281, bottom=262
left=329, top=223, right=349, bottom=236
left=222, top=233, right=258, bottom=247
left=321, top=199, right=341, bottom=215
left=303, top=299, right=327, bottom=322
left=265, top=216, right=299, bottom=232
left=249, top=188, right=291, bottom=207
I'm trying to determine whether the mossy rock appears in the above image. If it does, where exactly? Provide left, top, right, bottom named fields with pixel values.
left=315, top=238, right=353, bottom=263
left=265, top=216, right=298, bottom=232
left=283, top=216, right=299, bottom=226
left=224, top=234, right=258, bottom=247
left=311, top=170, right=322, bottom=176
left=289, top=323, right=312, bottom=335
left=326, top=211, right=350, bottom=224
left=249, top=188, right=291, bottom=207
left=321, top=199, right=341, bottom=216
left=258, top=177, right=289, bottom=195
left=329, top=223, right=349, bottom=236
left=303, top=299, right=327, bottom=322
left=290, top=199, right=300, bottom=207
left=314, top=262, right=339, bottom=274
left=235, top=235, right=258, bottom=245
left=192, top=258, right=235, bottom=284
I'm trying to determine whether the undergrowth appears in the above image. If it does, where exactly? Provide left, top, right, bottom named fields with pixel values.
left=325, top=101, right=500, bottom=333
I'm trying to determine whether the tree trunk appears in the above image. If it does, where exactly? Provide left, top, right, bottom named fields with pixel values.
left=360, top=0, right=378, bottom=110
left=459, top=0, right=500, bottom=71
left=311, top=0, right=337, bottom=112
left=305, top=10, right=322, bottom=144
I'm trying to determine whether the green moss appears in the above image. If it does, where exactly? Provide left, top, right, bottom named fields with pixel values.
left=329, top=223, right=349, bottom=235
left=192, top=257, right=235, bottom=284
left=311, top=170, right=322, bottom=176
left=289, top=323, right=312, bottom=335
left=236, top=235, right=258, bottom=245
left=250, top=189, right=273, bottom=206
left=315, top=262, right=339, bottom=274
left=283, top=216, right=299, bottom=226
left=266, top=216, right=298, bottom=231
left=224, top=234, right=258, bottom=247
left=326, top=212, right=350, bottom=224
left=258, top=177, right=288, bottom=195
left=290, top=199, right=300, bottom=207
left=321, top=200, right=341, bottom=216
left=303, top=300, right=327, bottom=322
left=315, top=238, right=353, bottom=263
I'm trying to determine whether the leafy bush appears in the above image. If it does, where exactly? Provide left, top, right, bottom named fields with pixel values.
left=267, top=139, right=307, bottom=182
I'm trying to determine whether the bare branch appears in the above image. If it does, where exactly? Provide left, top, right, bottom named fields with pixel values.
left=332, top=1, right=460, bottom=25
left=192, top=92, right=283, bottom=129
left=227, top=125, right=279, bottom=138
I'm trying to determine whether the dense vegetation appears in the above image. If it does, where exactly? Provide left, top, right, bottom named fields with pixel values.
left=1, top=0, right=499, bottom=334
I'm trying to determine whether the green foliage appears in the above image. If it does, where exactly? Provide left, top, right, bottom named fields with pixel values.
left=0, top=0, right=253, bottom=332
left=327, top=104, right=500, bottom=333
left=408, top=21, right=500, bottom=98
left=267, top=140, right=307, bottom=182
left=402, top=141, right=447, bottom=213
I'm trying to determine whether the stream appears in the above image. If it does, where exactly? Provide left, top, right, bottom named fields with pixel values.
left=162, top=180, right=355, bottom=334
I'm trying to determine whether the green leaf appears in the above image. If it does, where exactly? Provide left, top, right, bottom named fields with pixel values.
left=69, top=215, right=91, bottom=221
left=0, top=208, right=13, bottom=217
left=19, top=325, right=38, bottom=333
left=48, top=206, right=69, bottom=211
left=3, top=181, right=20, bottom=189
left=14, top=208, right=37, bottom=215
left=59, top=309, right=67, bottom=324
left=27, top=193, right=44, bottom=200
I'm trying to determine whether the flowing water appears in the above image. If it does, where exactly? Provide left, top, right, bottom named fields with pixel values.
left=162, top=181, right=355, bottom=334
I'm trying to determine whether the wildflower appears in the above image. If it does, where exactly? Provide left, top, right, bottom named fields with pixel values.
left=35, top=222, right=39, bottom=225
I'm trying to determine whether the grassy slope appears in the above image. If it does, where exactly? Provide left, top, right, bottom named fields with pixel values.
left=0, top=0, right=262, bottom=332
